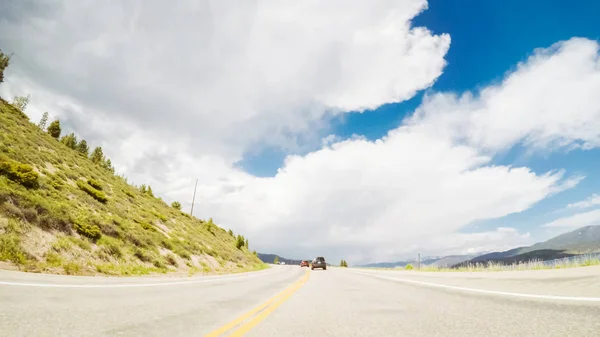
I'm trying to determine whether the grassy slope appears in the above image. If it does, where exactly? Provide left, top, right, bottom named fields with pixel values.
left=0, top=99, right=266, bottom=276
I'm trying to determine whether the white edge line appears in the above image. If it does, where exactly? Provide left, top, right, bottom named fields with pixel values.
left=352, top=271, right=600, bottom=302
left=0, top=271, right=269, bottom=289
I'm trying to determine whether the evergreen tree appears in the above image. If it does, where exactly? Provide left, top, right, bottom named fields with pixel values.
left=171, top=201, right=182, bottom=210
left=76, top=139, right=89, bottom=157
left=47, top=120, right=61, bottom=139
left=60, top=132, right=77, bottom=149
left=90, top=146, right=104, bottom=164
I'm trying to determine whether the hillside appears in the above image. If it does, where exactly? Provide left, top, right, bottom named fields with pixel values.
left=455, top=225, right=600, bottom=267
left=0, top=98, right=265, bottom=276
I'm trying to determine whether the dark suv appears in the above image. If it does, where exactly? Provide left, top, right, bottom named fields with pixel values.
left=311, top=256, right=327, bottom=270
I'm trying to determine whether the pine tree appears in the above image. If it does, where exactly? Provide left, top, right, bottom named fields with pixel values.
left=147, top=185, right=154, bottom=197
left=244, top=238, right=249, bottom=248
left=47, top=120, right=61, bottom=139
left=38, top=112, right=49, bottom=131
left=76, top=139, right=89, bottom=157
left=235, top=234, right=244, bottom=249
left=60, top=132, right=77, bottom=149
left=90, top=146, right=104, bottom=164
left=105, top=158, right=115, bottom=173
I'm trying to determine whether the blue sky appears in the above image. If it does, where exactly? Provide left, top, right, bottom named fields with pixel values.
left=239, top=0, right=600, bottom=244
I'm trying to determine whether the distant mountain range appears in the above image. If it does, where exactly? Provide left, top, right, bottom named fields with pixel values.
left=455, top=225, right=600, bottom=267
left=257, top=253, right=333, bottom=266
left=257, top=253, right=303, bottom=265
left=357, top=225, right=600, bottom=269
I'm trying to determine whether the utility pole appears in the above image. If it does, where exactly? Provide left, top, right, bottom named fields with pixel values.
left=417, top=253, right=421, bottom=270
left=190, top=178, right=198, bottom=217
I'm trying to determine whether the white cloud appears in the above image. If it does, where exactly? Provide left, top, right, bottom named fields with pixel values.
left=2, top=1, right=600, bottom=265
left=567, top=193, right=600, bottom=210
left=542, top=209, right=600, bottom=228
left=0, top=0, right=450, bottom=160
left=407, top=38, right=600, bottom=153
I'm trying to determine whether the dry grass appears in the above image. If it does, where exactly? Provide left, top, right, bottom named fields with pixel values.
left=0, top=99, right=265, bottom=276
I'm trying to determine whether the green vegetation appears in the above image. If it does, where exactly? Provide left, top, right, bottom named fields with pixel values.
left=404, top=264, right=414, bottom=270
left=0, top=89, right=265, bottom=276
left=0, top=158, right=40, bottom=189
left=47, top=120, right=61, bottom=139
left=171, top=201, right=181, bottom=210
left=0, top=49, right=10, bottom=84
left=273, top=256, right=280, bottom=264
left=340, top=259, right=348, bottom=267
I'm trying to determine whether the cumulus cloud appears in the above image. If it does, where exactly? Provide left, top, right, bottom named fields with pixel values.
left=542, top=209, right=600, bottom=229
left=2, top=1, right=600, bottom=264
left=0, top=0, right=450, bottom=160
left=407, top=38, right=600, bottom=153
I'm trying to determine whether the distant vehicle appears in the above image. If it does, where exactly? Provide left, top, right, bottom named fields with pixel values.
left=300, top=260, right=310, bottom=267
left=311, top=256, right=326, bottom=270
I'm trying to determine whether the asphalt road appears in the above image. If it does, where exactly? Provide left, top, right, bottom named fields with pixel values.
left=1, top=265, right=600, bottom=337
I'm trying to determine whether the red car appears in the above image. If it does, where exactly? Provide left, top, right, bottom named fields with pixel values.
left=300, top=260, right=310, bottom=267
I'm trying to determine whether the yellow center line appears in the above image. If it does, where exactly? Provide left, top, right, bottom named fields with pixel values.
left=204, top=270, right=310, bottom=337
left=228, top=271, right=310, bottom=336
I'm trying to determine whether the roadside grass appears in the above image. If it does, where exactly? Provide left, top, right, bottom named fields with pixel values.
left=355, top=255, right=600, bottom=272
left=0, top=99, right=265, bottom=276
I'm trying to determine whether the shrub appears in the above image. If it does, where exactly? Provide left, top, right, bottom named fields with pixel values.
left=87, top=179, right=103, bottom=190
left=77, top=180, right=108, bottom=203
left=0, top=159, right=40, bottom=188
left=140, top=222, right=156, bottom=232
left=171, top=201, right=182, bottom=210
left=153, top=259, right=166, bottom=269
left=173, top=246, right=191, bottom=259
left=74, top=221, right=102, bottom=241
left=39, top=214, right=71, bottom=233
left=405, top=264, right=414, bottom=270
left=0, top=234, right=27, bottom=264
left=134, top=248, right=153, bottom=262
left=153, top=212, right=167, bottom=222
left=52, top=236, right=73, bottom=252
left=63, top=262, right=82, bottom=275
left=95, top=221, right=121, bottom=238
left=165, top=254, right=178, bottom=267
left=45, top=251, right=63, bottom=267
left=97, top=236, right=123, bottom=258
left=160, top=239, right=173, bottom=250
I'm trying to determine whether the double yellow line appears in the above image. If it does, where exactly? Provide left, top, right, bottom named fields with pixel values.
left=205, top=270, right=310, bottom=337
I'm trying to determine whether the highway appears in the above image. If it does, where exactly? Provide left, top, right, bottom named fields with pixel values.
left=1, top=265, right=599, bottom=337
